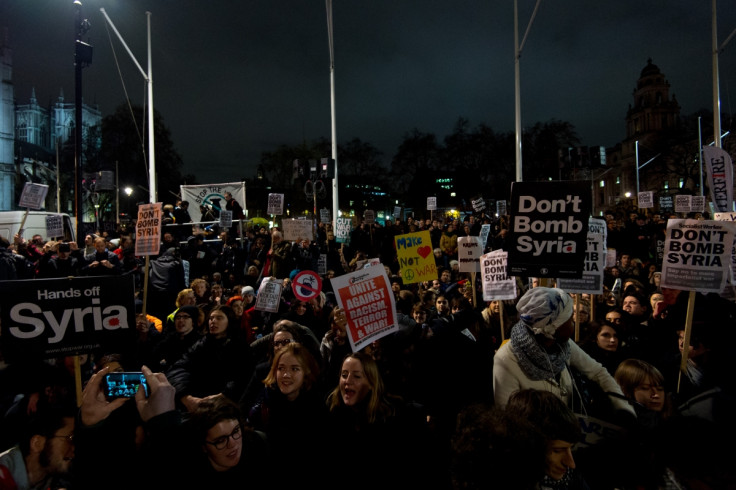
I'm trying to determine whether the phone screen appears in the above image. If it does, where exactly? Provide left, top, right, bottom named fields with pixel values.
left=103, top=372, right=149, bottom=399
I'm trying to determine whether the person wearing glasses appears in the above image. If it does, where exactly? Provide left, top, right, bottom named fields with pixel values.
left=184, top=394, right=270, bottom=487
left=167, top=305, right=256, bottom=413
left=0, top=407, right=76, bottom=490
left=154, top=305, right=204, bottom=371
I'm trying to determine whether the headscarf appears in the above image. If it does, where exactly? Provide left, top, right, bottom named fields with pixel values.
left=509, top=287, right=574, bottom=381
left=516, top=287, right=573, bottom=340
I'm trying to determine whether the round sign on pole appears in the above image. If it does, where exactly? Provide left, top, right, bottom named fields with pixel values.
left=292, top=270, right=322, bottom=302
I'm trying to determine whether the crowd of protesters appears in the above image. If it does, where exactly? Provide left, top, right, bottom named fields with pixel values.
left=0, top=200, right=735, bottom=490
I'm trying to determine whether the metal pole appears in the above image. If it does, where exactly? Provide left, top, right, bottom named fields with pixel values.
left=698, top=117, right=704, bottom=196
left=146, top=11, right=156, bottom=204
left=712, top=0, right=722, bottom=149
left=635, top=140, right=640, bottom=195
left=514, top=0, right=522, bottom=182
left=326, top=0, right=339, bottom=226
left=74, top=1, right=84, bottom=245
left=115, top=161, right=120, bottom=224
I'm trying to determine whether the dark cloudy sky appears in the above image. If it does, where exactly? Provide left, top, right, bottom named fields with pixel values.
left=3, top=1, right=735, bottom=184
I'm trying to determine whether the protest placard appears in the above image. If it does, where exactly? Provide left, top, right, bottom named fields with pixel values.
left=255, top=278, right=282, bottom=312
left=675, top=195, right=691, bottom=214
left=135, top=203, right=163, bottom=256
left=364, top=210, right=375, bottom=225
left=661, top=219, right=735, bottom=293
left=19, top=182, right=49, bottom=209
left=703, top=146, right=734, bottom=213
left=267, top=193, right=284, bottom=215
left=557, top=218, right=606, bottom=294
left=335, top=217, right=352, bottom=244
left=638, top=191, right=654, bottom=208
left=457, top=236, right=482, bottom=273
left=427, top=197, right=437, bottom=211
left=394, top=230, right=436, bottom=284
left=320, top=208, right=331, bottom=223
left=46, top=214, right=63, bottom=239
left=0, top=275, right=136, bottom=362
left=507, top=181, right=591, bottom=278
left=282, top=219, right=314, bottom=241
left=219, top=210, right=233, bottom=228
left=480, top=250, right=517, bottom=301
left=330, top=264, right=398, bottom=352
left=691, top=195, right=705, bottom=213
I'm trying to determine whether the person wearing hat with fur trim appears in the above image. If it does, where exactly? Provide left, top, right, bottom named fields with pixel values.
left=493, top=287, right=634, bottom=422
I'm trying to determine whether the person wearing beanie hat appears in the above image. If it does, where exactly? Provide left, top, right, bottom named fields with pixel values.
left=493, top=287, right=634, bottom=421
left=154, top=305, right=204, bottom=369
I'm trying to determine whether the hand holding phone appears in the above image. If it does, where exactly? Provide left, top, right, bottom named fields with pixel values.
left=103, top=372, right=149, bottom=400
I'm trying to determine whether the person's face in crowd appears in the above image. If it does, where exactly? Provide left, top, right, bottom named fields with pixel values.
left=488, top=300, right=501, bottom=314
left=436, top=296, right=449, bottom=314
left=181, top=291, right=196, bottom=306
left=230, top=300, right=244, bottom=318
left=620, top=254, right=631, bottom=268
left=174, top=310, right=195, bottom=336
left=678, top=330, right=694, bottom=357
left=210, top=284, right=223, bottom=299
left=248, top=265, right=259, bottom=276
left=432, top=220, right=439, bottom=229
left=431, top=279, right=441, bottom=290
left=553, top=317, right=575, bottom=343
left=649, top=293, right=664, bottom=311
left=391, top=282, right=401, bottom=294
left=622, top=296, right=646, bottom=316
left=271, top=233, right=282, bottom=245
left=94, top=238, right=107, bottom=253
left=85, top=235, right=94, bottom=246
left=204, top=419, right=243, bottom=472
left=276, top=352, right=305, bottom=401
left=596, top=325, right=619, bottom=352
left=40, top=416, right=75, bottom=479
left=208, top=310, right=229, bottom=338
left=440, top=270, right=451, bottom=283
left=545, top=439, right=576, bottom=481
left=412, top=309, right=427, bottom=324
left=272, top=330, right=295, bottom=353
left=605, top=310, right=622, bottom=325
left=243, top=291, right=255, bottom=305
left=135, top=314, right=150, bottom=334
left=633, top=376, right=665, bottom=412
left=293, top=301, right=308, bottom=315
left=653, top=272, right=661, bottom=287
left=576, top=306, right=590, bottom=324
left=193, top=282, right=207, bottom=297
left=339, top=357, right=371, bottom=407
left=447, top=224, right=454, bottom=233
left=163, top=232, right=174, bottom=243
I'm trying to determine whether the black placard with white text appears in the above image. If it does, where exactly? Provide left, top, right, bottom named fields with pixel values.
left=507, top=181, right=591, bottom=278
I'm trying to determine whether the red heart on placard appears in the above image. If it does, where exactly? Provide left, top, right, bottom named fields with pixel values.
left=417, top=245, right=432, bottom=258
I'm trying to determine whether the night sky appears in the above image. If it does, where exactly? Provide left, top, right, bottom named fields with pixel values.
left=3, top=0, right=735, bottom=185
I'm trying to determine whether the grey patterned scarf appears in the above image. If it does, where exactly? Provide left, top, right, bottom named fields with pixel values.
left=510, top=322, right=570, bottom=381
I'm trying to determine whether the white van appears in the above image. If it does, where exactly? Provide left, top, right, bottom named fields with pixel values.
left=0, top=211, right=76, bottom=242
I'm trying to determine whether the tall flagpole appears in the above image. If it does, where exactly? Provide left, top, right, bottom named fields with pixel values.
left=100, top=8, right=156, bottom=204
left=326, top=0, right=338, bottom=226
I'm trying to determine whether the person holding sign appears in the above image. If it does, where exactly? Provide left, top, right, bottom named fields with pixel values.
left=493, top=287, right=634, bottom=424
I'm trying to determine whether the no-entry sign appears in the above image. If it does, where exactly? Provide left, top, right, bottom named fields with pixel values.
left=292, top=270, right=322, bottom=302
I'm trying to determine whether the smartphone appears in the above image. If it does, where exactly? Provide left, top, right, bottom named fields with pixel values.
left=103, top=372, right=149, bottom=399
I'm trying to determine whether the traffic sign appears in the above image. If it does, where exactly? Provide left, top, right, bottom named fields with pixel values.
left=292, top=270, right=322, bottom=302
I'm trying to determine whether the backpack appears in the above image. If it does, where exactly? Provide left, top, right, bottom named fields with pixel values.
left=0, top=250, right=18, bottom=280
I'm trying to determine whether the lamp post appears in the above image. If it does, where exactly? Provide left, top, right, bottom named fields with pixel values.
left=74, top=0, right=92, bottom=244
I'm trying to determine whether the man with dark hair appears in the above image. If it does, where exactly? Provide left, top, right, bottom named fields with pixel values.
left=0, top=408, right=76, bottom=489
left=173, top=200, right=193, bottom=240
left=82, top=236, right=122, bottom=276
